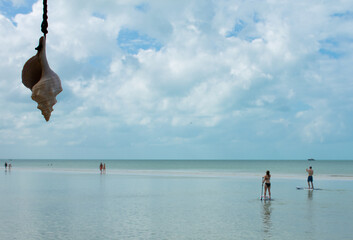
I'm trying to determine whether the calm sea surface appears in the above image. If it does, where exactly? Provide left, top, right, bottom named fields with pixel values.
left=0, top=160, right=352, bottom=239
left=4, top=159, right=353, bottom=179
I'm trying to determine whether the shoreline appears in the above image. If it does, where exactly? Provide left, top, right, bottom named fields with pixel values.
left=6, top=167, right=353, bottom=181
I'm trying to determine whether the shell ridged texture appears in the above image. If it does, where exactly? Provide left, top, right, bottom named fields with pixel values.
left=31, top=70, right=62, bottom=121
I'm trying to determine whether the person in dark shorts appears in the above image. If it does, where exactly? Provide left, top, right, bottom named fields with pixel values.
left=262, top=170, right=271, bottom=199
left=306, top=166, right=314, bottom=189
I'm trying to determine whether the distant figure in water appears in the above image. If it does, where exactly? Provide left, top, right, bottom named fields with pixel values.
left=8, top=163, right=11, bottom=171
left=103, top=163, right=106, bottom=173
left=99, top=162, right=103, bottom=173
left=262, top=170, right=271, bottom=199
left=306, top=166, right=314, bottom=189
left=4, top=162, right=7, bottom=170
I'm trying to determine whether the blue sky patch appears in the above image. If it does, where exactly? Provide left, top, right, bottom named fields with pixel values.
left=0, top=0, right=36, bottom=19
left=135, top=3, right=149, bottom=12
left=244, top=36, right=259, bottom=42
left=318, top=37, right=346, bottom=59
left=319, top=48, right=343, bottom=59
left=117, top=28, right=162, bottom=54
left=319, top=38, right=339, bottom=47
left=253, top=12, right=261, bottom=23
left=226, top=20, right=246, bottom=38
left=92, top=12, right=106, bottom=20
left=331, top=11, right=353, bottom=19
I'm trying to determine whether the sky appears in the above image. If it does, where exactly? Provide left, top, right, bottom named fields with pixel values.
left=0, top=0, right=353, bottom=160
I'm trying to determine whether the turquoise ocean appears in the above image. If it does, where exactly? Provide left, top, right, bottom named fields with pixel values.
left=0, top=159, right=352, bottom=239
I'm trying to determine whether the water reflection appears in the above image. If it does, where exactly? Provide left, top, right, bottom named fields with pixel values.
left=307, top=189, right=313, bottom=200
left=262, top=200, right=272, bottom=239
left=306, top=189, right=315, bottom=238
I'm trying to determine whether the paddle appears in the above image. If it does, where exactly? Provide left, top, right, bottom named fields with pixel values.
left=260, top=177, right=264, bottom=201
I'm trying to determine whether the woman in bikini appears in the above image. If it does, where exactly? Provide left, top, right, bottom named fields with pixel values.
left=262, top=170, right=271, bottom=199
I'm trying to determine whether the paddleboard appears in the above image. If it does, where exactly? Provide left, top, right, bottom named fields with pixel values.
left=296, top=186, right=322, bottom=190
left=260, top=196, right=273, bottom=201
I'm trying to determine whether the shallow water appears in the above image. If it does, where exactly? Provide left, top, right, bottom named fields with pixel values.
left=0, top=164, right=352, bottom=240
left=4, top=159, right=353, bottom=180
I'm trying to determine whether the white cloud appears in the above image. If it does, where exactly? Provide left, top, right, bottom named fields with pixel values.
left=1, top=0, right=353, bottom=159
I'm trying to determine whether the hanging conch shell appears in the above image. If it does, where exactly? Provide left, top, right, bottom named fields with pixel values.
left=23, top=36, right=62, bottom=121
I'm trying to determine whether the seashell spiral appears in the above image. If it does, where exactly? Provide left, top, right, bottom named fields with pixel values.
left=30, top=36, right=62, bottom=121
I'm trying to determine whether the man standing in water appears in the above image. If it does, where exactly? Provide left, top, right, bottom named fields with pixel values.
left=306, top=166, right=314, bottom=189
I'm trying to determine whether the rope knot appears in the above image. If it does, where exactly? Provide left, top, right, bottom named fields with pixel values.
left=41, top=0, right=48, bottom=36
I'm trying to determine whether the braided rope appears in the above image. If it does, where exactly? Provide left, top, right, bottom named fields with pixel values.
left=41, top=0, right=48, bottom=36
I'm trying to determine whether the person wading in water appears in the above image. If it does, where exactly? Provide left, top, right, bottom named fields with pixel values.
left=262, top=170, right=271, bottom=199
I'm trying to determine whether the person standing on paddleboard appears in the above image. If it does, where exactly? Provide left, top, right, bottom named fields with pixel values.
left=306, top=166, right=314, bottom=189
left=262, top=170, right=271, bottom=199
